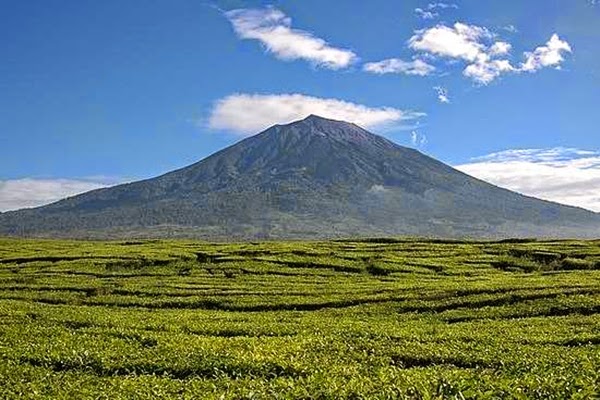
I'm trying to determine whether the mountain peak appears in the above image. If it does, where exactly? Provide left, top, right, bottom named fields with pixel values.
left=303, top=113, right=323, bottom=121
left=286, top=114, right=356, bottom=128
left=302, top=114, right=343, bottom=123
left=1, top=114, right=599, bottom=239
left=274, top=114, right=378, bottom=144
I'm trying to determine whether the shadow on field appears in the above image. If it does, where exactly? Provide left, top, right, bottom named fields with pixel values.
left=19, top=356, right=304, bottom=380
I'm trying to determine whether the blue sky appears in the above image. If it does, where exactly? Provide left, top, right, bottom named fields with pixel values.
left=1, top=0, right=599, bottom=211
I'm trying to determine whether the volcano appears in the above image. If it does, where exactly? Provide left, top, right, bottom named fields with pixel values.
left=1, top=115, right=598, bottom=239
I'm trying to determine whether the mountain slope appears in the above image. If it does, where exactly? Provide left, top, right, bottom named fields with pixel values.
left=1, top=115, right=598, bottom=239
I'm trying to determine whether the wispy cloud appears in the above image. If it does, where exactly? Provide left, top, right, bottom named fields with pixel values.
left=225, top=7, right=357, bottom=69
left=411, top=131, right=428, bottom=147
left=455, top=148, right=600, bottom=212
left=208, top=93, right=425, bottom=135
left=414, top=2, right=458, bottom=20
left=433, top=86, right=450, bottom=103
left=414, top=8, right=437, bottom=20
left=428, top=2, right=459, bottom=10
left=363, top=58, right=435, bottom=76
left=0, top=178, right=122, bottom=212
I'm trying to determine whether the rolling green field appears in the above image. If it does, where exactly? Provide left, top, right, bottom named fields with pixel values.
left=0, top=237, right=599, bottom=399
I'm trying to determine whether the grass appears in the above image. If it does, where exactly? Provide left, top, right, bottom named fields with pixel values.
left=0, top=237, right=599, bottom=399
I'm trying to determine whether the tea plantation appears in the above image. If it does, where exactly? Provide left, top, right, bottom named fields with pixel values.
left=0, top=237, right=599, bottom=399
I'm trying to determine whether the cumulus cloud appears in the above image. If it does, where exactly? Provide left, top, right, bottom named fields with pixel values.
left=408, top=22, right=491, bottom=62
left=520, top=34, right=572, bottom=72
left=408, top=22, right=516, bottom=85
left=363, top=58, right=435, bottom=76
left=0, top=178, right=119, bottom=212
left=208, top=93, right=425, bottom=135
left=489, top=41, right=512, bottom=56
left=433, top=86, right=450, bottom=103
left=455, top=148, right=600, bottom=212
left=407, top=23, right=572, bottom=84
left=225, top=7, right=357, bottom=69
left=463, top=57, right=514, bottom=84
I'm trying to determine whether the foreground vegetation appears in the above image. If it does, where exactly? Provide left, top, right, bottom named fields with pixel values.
left=0, top=237, right=599, bottom=399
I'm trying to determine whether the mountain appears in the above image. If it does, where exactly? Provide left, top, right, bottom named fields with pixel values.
left=1, top=115, right=598, bottom=239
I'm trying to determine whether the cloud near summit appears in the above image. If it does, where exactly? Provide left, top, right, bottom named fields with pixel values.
left=208, top=93, right=425, bottom=135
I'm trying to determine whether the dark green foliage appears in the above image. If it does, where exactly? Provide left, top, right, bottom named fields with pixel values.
left=495, top=248, right=600, bottom=272
left=560, top=257, right=596, bottom=270
left=365, top=258, right=391, bottom=276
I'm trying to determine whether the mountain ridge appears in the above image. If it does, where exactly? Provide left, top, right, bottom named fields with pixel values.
left=1, top=115, right=598, bottom=239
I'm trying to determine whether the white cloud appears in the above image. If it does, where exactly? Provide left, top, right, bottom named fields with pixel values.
left=433, top=86, right=450, bottom=103
left=408, top=22, right=491, bottom=62
left=407, top=23, right=572, bottom=84
left=415, top=8, right=437, bottom=20
left=428, top=2, right=459, bottom=10
left=489, top=41, right=512, bottom=56
left=415, top=3, right=458, bottom=19
left=0, top=178, right=119, bottom=212
left=369, top=184, right=389, bottom=194
left=225, top=7, right=357, bottom=69
left=463, top=57, right=514, bottom=85
left=520, top=34, right=572, bottom=72
left=363, top=58, right=435, bottom=76
left=411, top=131, right=428, bottom=147
left=469, top=148, right=596, bottom=164
left=408, top=22, right=518, bottom=85
left=455, top=148, right=600, bottom=212
left=208, top=93, right=425, bottom=135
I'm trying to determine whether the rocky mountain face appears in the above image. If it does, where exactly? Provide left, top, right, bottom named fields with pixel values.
left=1, top=115, right=598, bottom=239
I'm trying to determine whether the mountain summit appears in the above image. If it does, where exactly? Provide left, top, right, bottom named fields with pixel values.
left=1, top=115, right=598, bottom=239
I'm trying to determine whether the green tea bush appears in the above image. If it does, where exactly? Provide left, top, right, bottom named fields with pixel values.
left=0, top=237, right=599, bottom=398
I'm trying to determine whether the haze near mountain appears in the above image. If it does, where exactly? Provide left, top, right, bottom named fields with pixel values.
left=0, top=115, right=598, bottom=239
